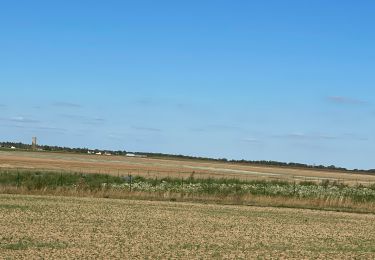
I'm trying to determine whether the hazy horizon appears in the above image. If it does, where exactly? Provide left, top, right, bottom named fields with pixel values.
left=1, top=1, right=374, bottom=169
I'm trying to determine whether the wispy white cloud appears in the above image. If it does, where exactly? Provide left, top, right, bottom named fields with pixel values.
left=5, top=116, right=40, bottom=123
left=52, top=101, right=82, bottom=108
left=107, top=133, right=125, bottom=141
left=207, top=124, right=242, bottom=131
left=0, top=115, right=68, bottom=132
left=189, top=127, right=206, bottom=132
left=241, top=138, right=261, bottom=143
left=0, top=123, right=66, bottom=132
left=131, top=126, right=162, bottom=132
left=342, top=133, right=369, bottom=141
left=327, top=96, right=366, bottom=105
left=275, top=132, right=368, bottom=141
left=189, top=124, right=247, bottom=134
left=136, top=98, right=161, bottom=107
left=10, top=116, right=36, bottom=123
left=59, top=114, right=105, bottom=125
left=275, top=132, right=337, bottom=140
left=135, top=97, right=195, bottom=111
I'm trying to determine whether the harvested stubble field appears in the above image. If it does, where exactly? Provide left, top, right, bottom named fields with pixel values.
left=1, top=194, right=375, bottom=259
left=1, top=150, right=375, bottom=186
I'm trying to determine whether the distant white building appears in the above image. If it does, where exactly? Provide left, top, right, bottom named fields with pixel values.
left=10, top=146, right=16, bottom=149
left=104, top=152, right=112, bottom=156
left=95, top=152, right=102, bottom=155
left=125, top=153, right=146, bottom=158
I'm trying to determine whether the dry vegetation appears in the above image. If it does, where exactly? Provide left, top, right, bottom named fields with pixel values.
left=1, top=150, right=375, bottom=186
left=1, top=194, right=375, bottom=259
left=2, top=150, right=375, bottom=258
left=2, top=169, right=375, bottom=214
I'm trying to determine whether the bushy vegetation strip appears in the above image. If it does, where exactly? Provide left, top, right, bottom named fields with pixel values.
left=1, top=170, right=375, bottom=203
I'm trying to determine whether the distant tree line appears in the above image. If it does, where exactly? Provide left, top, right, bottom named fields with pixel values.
left=135, top=152, right=375, bottom=174
left=0, top=141, right=127, bottom=156
left=1, top=141, right=374, bottom=174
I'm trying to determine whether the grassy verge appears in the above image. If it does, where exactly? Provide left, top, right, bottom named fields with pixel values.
left=1, top=169, right=375, bottom=213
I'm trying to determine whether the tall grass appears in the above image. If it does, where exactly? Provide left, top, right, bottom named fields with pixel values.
left=0, top=170, right=125, bottom=189
left=1, top=170, right=375, bottom=213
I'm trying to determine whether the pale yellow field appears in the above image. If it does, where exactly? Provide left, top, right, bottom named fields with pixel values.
left=1, top=194, right=375, bottom=259
left=1, top=150, right=375, bottom=185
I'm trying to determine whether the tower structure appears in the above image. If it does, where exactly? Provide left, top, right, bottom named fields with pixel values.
left=32, top=137, right=37, bottom=150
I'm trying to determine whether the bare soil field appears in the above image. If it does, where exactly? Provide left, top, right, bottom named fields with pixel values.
left=1, top=194, right=375, bottom=259
left=1, top=150, right=375, bottom=185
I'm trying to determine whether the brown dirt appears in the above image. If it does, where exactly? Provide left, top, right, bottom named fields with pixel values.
left=1, top=150, right=374, bottom=185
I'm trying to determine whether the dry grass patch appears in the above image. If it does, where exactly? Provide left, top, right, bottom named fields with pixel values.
left=1, top=194, right=375, bottom=259
left=1, top=150, right=375, bottom=185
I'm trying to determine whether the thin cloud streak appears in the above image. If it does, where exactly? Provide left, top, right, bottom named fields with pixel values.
left=135, top=98, right=195, bottom=111
left=274, top=132, right=337, bottom=140
left=10, top=116, right=40, bottom=123
left=52, top=102, right=82, bottom=108
left=327, top=96, right=366, bottom=105
left=107, top=134, right=125, bottom=141
left=241, top=138, right=261, bottom=143
left=342, top=133, right=369, bottom=141
left=0, top=123, right=66, bottom=132
left=59, top=114, right=105, bottom=125
left=0, top=116, right=40, bottom=124
left=189, top=127, right=206, bottom=132
left=189, top=124, right=245, bottom=133
left=274, top=132, right=368, bottom=141
left=131, top=126, right=162, bottom=132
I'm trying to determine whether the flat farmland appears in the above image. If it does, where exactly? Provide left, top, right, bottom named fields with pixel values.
left=1, top=194, right=375, bottom=259
left=1, top=150, right=375, bottom=185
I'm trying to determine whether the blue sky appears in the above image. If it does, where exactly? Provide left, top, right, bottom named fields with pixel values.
left=1, top=1, right=374, bottom=169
